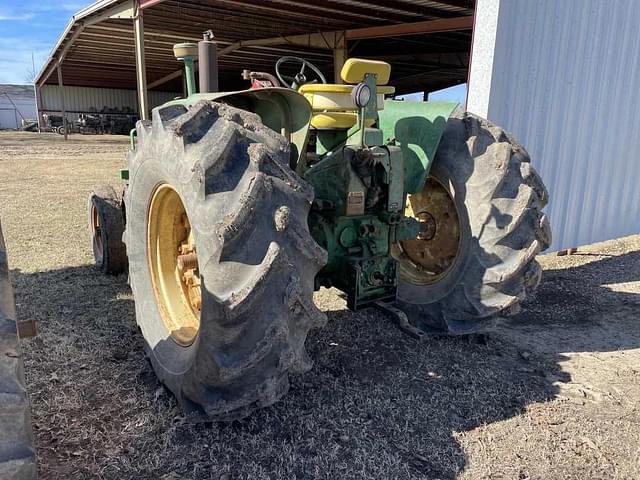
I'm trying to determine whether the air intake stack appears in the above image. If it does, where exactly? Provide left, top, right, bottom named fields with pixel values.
left=198, top=30, right=218, bottom=93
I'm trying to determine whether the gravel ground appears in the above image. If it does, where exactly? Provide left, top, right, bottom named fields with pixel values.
left=0, top=131, right=639, bottom=479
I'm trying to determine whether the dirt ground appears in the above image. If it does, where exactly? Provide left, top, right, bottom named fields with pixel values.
left=0, top=131, right=638, bottom=480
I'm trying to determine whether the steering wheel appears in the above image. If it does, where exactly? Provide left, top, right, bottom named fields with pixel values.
left=275, top=56, right=327, bottom=90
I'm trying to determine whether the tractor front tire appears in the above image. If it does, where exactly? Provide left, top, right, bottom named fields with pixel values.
left=88, top=185, right=127, bottom=275
left=0, top=221, right=37, bottom=479
left=395, top=112, right=551, bottom=334
left=124, top=101, right=326, bottom=420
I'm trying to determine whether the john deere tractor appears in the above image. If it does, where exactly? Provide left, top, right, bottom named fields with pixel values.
left=88, top=39, right=550, bottom=420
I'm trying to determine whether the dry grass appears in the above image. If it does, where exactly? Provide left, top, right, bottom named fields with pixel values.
left=0, top=131, right=638, bottom=479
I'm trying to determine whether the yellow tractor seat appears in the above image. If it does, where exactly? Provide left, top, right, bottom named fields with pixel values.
left=341, top=58, right=391, bottom=85
left=299, top=58, right=395, bottom=129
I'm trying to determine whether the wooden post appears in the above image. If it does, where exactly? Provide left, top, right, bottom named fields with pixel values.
left=133, top=1, right=149, bottom=120
left=56, top=62, right=68, bottom=140
left=333, top=35, right=347, bottom=84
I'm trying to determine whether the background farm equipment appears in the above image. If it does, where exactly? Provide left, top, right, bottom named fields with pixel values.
left=99, top=107, right=139, bottom=135
left=42, top=113, right=68, bottom=135
left=77, top=113, right=103, bottom=134
left=88, top=38, right=549, bottom=421
left=43, top=108, right=139, bottom=135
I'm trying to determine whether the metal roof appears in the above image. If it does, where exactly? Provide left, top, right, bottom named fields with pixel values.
left=0, top=85, right=36, bottom=100
left=36, top=0, right=474, bottom=95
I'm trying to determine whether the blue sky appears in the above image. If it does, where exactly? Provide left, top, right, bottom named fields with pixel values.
left=397, top=83, right=467, bottom=105
left=0, top=1, right=88, bottom=84
left=428, top=83, right=466, bottom=104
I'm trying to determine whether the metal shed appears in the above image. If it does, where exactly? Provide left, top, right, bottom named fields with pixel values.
left=34, top=0, right=475, bottom=128
left=38, top=85, right=177, bottom=126
left=0, top=85, right=37, bottom=130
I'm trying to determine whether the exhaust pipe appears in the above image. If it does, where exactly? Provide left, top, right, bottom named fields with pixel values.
left=198, top=30, right=218, bottom=93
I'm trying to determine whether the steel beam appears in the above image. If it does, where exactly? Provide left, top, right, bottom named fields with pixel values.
left=56, top=63, right=68, bottom=140
left=90, top=24, right=206, bottom=43
left=133, top=1, right=149, bottom=120
left=83, top=0, right=134, bottom=26
left=219, top=30, right=347, bottom=57
left=140, top=0, right=167, bottom=9
left=218, top=17, right=472, bottom=57
left=345, top=16, right=474, bottom=40
left=148, top=69, right=183, bottom=89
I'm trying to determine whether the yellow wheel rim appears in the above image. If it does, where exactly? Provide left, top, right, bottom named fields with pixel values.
left=396, top=177, right=462, bottom=286
left=147, top=184, right=201, bottom=346
left=90, top=203, right=104, bottom=264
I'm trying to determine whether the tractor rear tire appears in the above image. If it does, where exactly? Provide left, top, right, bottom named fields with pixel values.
left=88, top=185, right=127, bottom=275
left=395, top=111, right=551, bottom=334
left=0, top=221, right=37, bottom=479
left=124, top=101, right=326, bottom=420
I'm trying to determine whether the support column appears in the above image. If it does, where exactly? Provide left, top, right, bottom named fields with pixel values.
left=56, top=63, right=67, bottom=141
left=133, top=1, right=149, bottom=121
left=333, top=33, right=347, bottom=84
left=34, top=85, right=43, bottom=132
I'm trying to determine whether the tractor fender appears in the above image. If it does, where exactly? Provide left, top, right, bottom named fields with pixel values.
left=163, top=88, right=312, bottom=169
left=378, top=100, right=458, bottom=194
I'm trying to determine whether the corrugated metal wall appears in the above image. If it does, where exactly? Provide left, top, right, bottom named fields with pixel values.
left=468, top=0, right=640, bottom=251
left=40, top=85, right=178, bottom=119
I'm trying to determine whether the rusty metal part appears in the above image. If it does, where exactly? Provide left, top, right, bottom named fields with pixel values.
left=17, top=320, right=37, bottom=339
left=395, top=177, right=461, bottom=286
left=178, top=245, right=201, bottom=313
left=416, top=211, right=436, bottom=241
left=373, top=301, right=426, bottom=340
left=177, top=252, right=198, bottom=271
left=147, top=184, right=201, bottom=346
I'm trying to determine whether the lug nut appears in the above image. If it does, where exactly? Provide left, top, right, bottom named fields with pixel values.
left=178, top=252, right=198, bottom=271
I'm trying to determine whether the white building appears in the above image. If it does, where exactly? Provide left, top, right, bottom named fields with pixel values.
left=0, top=85, right=37, bottom=130
left=468, top=0, right=640, bottom=251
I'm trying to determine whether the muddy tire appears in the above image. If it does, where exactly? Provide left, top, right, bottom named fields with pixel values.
left=395, top=112, right=551, bottom=334
left=124, top=101, right=326, bottom=420
left=88, top=186, right=127, bottom=275
left=0, top=221, right=37, bottom=479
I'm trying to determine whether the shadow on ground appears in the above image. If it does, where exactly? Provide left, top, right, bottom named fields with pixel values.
left=507, top=250, right=640, bottom=352
left=10, top=250, right=640, bottom=479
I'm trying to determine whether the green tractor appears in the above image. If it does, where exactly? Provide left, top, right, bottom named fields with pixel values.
left=88, top=40, right=550, bottom=420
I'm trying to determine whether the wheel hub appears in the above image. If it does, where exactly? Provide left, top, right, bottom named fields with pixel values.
left=178, top=236, right=201, bottom=312
left=90, top=203, right=104, bottom=264
left=147, top=184, right=201, bottom=346
left=396, top=177, right=461, bottom=285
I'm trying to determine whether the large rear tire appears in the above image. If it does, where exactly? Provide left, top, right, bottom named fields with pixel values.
left=0, top=220, right=37, bottom=479
left=88, top=185, right=127, bottom=275
left=124, top=101, right=326, bottom=420
left=394, top=112, right=551, bottom=334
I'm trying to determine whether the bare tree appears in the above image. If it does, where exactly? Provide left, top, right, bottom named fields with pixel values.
left=24, top=53, right=37, bottom=84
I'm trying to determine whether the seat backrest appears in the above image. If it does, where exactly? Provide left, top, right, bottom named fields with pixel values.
left=299, top=58, right=394, bottom=129
left=340, top=59, right=391, bottom=85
